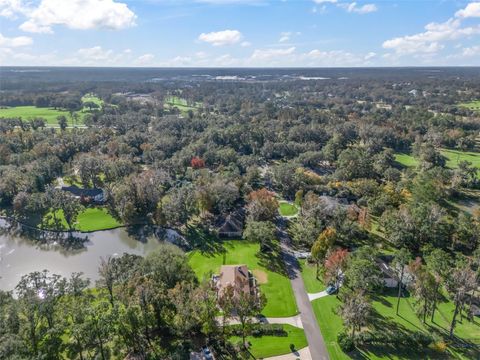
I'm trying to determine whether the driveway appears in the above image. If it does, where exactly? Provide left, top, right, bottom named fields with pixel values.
left=308, top=290, right=328, bottom=301
left=264, top=346, right=312, bottom=360
left=216, top=314, right=303, bottom=329
left=277, top=219, right=330, bottom=360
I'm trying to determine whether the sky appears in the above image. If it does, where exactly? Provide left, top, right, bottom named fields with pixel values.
left=0, top=0, right=479, bottom=67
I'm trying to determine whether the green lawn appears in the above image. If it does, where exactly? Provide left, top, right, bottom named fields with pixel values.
left=301, top=262, right=480, bottom=360
left=395, top=150, right=480, bottom=174
left=0, top=106, right=74, bottom=125
left=231, top=324, right=307, bottom=359
left=43, top=207, right=121, bottom=232
left=81, top=93, right=103, bottom=107
left=164, top=96, right=201, bottom=114
left=394, top=153, right=419, bottom=168
left=188, top=240, right=298, bottom=317
left=458, top=100, right=480, bottom=111
left=75, top=207, right=121, bottom=232
left=278, top=201, right=299, bottom=217
left=442, top=149, right=480, bottom=171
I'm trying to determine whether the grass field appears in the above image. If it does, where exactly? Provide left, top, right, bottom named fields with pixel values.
left=0, top=106, right=72, bottom=125
left=301, top=261, right=480, bottom=360
left=81, top=93, right=104, bottom=108
left=75, top=208, right=121, bottom=232
left=395, top=149, right=480, bottom=174
left=164, top=96, right=201, bottom=114
left=394, top=153, right=419, bottom=168
left=231, top=324, right=307, bottom=358
left=278, top=201, right=299, bottom=217
left=0, top=94, right=102, bottom=127
left=459, top=100, right=480, bottom=111
left=43, top=207, right=121, bottom=232
left=188, top=240, right=298, bottom=317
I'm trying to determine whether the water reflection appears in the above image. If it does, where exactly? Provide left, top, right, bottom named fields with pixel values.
left=0, top=224, right=187, bottom=291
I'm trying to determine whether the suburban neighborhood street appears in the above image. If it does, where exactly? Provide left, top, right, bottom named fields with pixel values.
left=277, top=219, right=330, bottom=360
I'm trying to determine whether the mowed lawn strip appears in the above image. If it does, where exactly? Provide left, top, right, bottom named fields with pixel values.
left=230, top=324, right=307, bottom=358
left=188, top=240, right=298, bottom=317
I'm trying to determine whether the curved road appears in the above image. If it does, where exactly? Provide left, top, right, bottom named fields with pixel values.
left=278, top=220, right=330, bottom=360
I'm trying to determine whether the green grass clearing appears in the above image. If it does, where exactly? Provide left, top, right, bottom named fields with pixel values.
left=394, top=153, right=419, bottom=168
left=395, top=149, right=480, bottom=175
left=441, top=149, right=480, bottom=172
left=0, top=106, right=86, bottom=127
left=458, top=100, right=480, bottom=111
left=231, top=324, right=307, bottom=358
left=278, top=201, right=299, bottom=217
left=75, top=207, right=122, bottom=232
left=164, top=96, right=201, bottom=114
left=43, top=207, right=121, bottom=232
left=81, top=93, right=104, bottom=112
left=188, top=240, right=298, bottom=317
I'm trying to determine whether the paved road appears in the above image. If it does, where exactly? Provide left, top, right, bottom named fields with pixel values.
left=278, top=219, right=330, bottom=360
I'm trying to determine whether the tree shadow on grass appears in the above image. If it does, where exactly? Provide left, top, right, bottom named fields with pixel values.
left=185, top=224, right=226, bottom=256
left=255, top=241, right=288, bottom=276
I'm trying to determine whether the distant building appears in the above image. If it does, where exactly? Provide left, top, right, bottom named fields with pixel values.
left=213, top=264, right=257, bottom=299
left=61, top=185, right=105, bottom=204
left=217, top=209, right=245, bottom=238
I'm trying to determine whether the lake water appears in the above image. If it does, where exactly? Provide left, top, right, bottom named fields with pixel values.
left=0, top=227, right=164, bottom=291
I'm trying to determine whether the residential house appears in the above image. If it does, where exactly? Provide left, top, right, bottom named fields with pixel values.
left=217, top=209, right=245, bottom=238
left=213, top=264, right=257, bottom=299
left=61, top=185, right=106, bottom=204
left=377, top=255, right=414, bottom=289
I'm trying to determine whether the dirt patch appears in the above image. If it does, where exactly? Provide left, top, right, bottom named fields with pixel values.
left=253, top=269, right=268, bottom=284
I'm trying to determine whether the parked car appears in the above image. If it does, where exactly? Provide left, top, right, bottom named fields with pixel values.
left=202, top=346, right=214, bottom=360
left=294, top=251, right=310, bottom=259
left=326, top=284, right=338, bottom=295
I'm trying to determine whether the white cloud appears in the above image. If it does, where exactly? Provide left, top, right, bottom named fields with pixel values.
left=195, top=0, right=264, bottom=4
left=303, top=49, right=362, bottom=66
left=341, top=2, right=377, bottom=14
left=279, top=32, right=291, bottom=43
left=241, top=41, right=251, bottom=47
left=134, top=53, right=155, bottom=65
left=364, top=51, right=376, bottom=60
left=0, top=32, right=32, bottom=47
left=198, top=29, right=243, bottom=46
left=383, top=18, right=480, bottom=55
left=250, top=46, right=296, bottom=61
left=0, top=0, right=29, bottom=19
left=462, top=45, right=480, bottom=57
left=77, top=46, right=114, bottom=61
left=13, top=0, right=136, bottom=34
left=312, top=0, right=337, bottom=3
left=456, top=2, right=480, bottom=18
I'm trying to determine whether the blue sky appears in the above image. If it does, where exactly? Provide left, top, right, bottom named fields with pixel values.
left=0, top=0, right=479, bottom=67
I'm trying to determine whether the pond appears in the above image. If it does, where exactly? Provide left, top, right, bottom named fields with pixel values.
left=0, top=226, right=168, bottom=291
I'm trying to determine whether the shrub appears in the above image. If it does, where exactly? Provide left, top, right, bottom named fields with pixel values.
left=430, top=341, right=447, bottom=353
left=231, top=323, right=287, bottom=337
left=337, top=331, right=355, bottom=353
